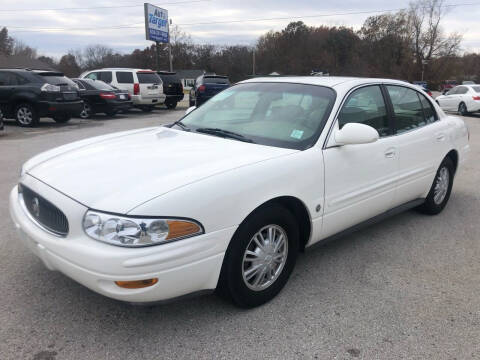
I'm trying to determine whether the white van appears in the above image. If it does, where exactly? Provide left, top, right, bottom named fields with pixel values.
left=80, top=68, right=165, bottom=111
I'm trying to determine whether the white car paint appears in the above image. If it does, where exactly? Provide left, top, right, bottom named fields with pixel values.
left=10, top=77, right=470, bottom=304
left=80, top=68, right=166, bottom=106
left=436, top=85, right=480, bottom=113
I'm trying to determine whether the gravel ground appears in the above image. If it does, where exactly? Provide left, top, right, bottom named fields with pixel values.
left=0, top=108, right=479, bottom=360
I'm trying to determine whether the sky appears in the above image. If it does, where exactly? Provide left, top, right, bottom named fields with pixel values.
left=1, top=0, right=480, bottom=59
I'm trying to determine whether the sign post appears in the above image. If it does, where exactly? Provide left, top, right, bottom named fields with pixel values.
left=144, top=3, right=170, bottom=71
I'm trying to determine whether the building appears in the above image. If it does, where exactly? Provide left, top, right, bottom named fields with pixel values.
left=175, top=69, right=205, bottom=91
left=0, top=55, right=56, bottom=71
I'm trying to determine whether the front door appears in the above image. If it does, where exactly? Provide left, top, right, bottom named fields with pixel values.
left=320, top=85, right=398, bottom=240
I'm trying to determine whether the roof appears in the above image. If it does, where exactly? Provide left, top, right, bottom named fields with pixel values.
left=240, top=76, right=416, bottom=89
left=0, top=55, right=56, bottom=71
left=175, top=69, right=205, bottom=79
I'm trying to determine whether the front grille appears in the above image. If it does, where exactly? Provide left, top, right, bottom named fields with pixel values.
left=20, top=184, right=69, bottom=236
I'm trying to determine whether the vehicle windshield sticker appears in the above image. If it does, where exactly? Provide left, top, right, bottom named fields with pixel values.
left=290, top=129, right=304, bottom=139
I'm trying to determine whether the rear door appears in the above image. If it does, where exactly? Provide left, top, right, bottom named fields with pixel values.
left=136, top=71, right=163, bottom=98
left=385, top=85, right=449, bottom=206
left=114, top=71, right=134, bottom=94
left=322, top=85, right=398, bottom=239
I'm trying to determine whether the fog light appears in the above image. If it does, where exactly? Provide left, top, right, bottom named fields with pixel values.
left=115, top=278, right=158, bottom=289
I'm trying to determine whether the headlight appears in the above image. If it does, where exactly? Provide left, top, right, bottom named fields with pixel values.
left=41, top=83, right=61, bottom=92
left=82, top=211, right=203, bottom=247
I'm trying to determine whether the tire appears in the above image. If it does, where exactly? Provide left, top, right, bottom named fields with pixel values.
left=189, top=99, right=195, bottom=107
left=458, top=102, right=469, bottom=116
left=53, top=114, right=71, bottom=123
left=105, top=110, right=117, bottom=117
left=79, top=102, right=92, bottom=119
left=417, top=157, right=455, bottom=215
left=141, top=106, right=154, bottom=112
left=166, top=101, right=177, bottom=109
left=15, top=103, right=38, bottom=127
left=217, top=204, right=299, bottom=308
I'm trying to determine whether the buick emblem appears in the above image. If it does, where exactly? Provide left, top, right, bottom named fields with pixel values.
left=31, top=197, right=40, bottom=218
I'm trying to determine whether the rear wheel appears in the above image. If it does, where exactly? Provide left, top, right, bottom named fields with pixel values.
left=417, top=157, right=455, bottom=215
left=141, top=106, right=154, bottom=112
left=458, top=102, right=469, bottom=116
left=189, top=98, right=195, bottom=107
left=166, top=101, right=177, bottom=109
left=105, top=110, right=117, bottom=117
left=217, top=204, right=299, bottom=308
left=15, top=103, right=38, bottom=127
left=53, top=114, right=71, bottom=123
left=79, top=102, right=92, bottom=119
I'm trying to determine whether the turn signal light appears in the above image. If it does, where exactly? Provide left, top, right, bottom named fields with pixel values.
left=166, top=220, right=202, bottom=240
left=115, top=278, right=158, bottom=289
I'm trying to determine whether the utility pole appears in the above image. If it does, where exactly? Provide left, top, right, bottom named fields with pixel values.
left=252, top=49, right=256, bottom=76
left=155, top=41, right=160, bottom=71
left=168, top=43, right=173, bottom=72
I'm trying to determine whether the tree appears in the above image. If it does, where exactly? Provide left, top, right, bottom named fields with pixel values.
left=0, top=27, right=13, bottom=56
left=58, top=54, right=81, bottom=77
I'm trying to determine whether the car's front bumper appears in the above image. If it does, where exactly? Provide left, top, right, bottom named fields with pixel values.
left=9, top=177, right=235, bottom=303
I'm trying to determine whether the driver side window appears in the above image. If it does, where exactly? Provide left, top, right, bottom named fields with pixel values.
left=338, top=85, right=390, bottom=137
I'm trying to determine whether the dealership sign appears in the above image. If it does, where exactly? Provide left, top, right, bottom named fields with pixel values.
left=144, top=3, right=169, bottom=43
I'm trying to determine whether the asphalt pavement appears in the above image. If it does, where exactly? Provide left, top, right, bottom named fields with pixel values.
left=0, top=108, right=479, bottom=360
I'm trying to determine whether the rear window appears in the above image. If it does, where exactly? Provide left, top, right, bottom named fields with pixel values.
left=159, top=73, right=180, bottom=84
left=39, top=74, right=77, bottom=87
left=204, top=76, right=229, bottom=84
left=116, top=72, right=134, bottom=84
left=86, top=80, right=115, bottom=90
left=136, top=72, right=162, bottom=84
left=472, top=86, right=480, bottom=93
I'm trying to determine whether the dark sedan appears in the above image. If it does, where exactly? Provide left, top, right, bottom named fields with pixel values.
left=73, top=79, right=132, bottom=118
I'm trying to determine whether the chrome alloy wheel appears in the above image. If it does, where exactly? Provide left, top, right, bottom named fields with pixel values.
left=80, top=103, right=91, bottom=119
left=17, top=106, right=33, bottom=125
left=242, top=224, right=288, bottom=291
left=433, top=167, right=450, bottom=205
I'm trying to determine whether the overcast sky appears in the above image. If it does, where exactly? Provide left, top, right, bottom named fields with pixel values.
left=2, top=0, right=479, bottom=59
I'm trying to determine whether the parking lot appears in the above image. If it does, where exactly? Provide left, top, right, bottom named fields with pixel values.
left=0, top=108, right=479, bottom=360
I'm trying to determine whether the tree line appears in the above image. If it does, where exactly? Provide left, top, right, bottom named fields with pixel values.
left=1, top=0, right=479, bottom=87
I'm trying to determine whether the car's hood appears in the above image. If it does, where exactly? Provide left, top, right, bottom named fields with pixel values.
left=26, top=127, right=297, bottom=214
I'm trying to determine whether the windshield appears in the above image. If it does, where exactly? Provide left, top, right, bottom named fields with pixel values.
left=39, top=74, right=77, bottom=87
left=137, top=72, right=162, bottom=84
left=204, top=76, right=229, bottom=84
left=179, top=82, right=336, bottom=150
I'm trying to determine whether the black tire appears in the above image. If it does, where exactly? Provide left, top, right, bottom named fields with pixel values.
left=105, top=110, right=117, bottom=117
left=189, top=99, right=195, bottom=107
left=417, top=157, right=455, bottom=215
left=15, top=103, right=38, bottom=127
left=458, top=102, right=469, bottom=116
left=166, top=101, right=177, bottom=109
left=217, top=204, right=299, bottom=308
left=53, top=114, right=71, bottom=123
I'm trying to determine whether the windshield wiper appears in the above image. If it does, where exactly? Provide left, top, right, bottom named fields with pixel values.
left=170, top=120, right=191, bottom=131
left=195, top=128, right=254, bottom=143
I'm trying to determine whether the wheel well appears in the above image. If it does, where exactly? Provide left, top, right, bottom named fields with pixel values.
left=446, top=150, right=459, bottom=174
left=254, top=196, right=312, bottom=251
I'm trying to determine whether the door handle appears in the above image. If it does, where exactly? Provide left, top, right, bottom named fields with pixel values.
left=436, top=133, right=446, bottom=141
left=384, top=148, right=396, bottom=158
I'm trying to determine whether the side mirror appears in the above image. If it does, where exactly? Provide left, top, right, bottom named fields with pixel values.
left=185, top=106, right=196, bottom=115
left=334, top=123, right=379, bottom=146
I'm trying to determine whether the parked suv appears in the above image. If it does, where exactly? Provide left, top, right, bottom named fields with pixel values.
left=80, top=68, right=165, bottom=112
left=189, top=74, right=230, bottom=107
left=157, top=71, right=184, bottom=109
left=0, top=69, right=83, bottom=127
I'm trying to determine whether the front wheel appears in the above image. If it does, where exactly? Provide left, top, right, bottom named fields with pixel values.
left=79, top=102, right=92, bottom=119
left=15, top=103, right=38, bottom=127
left=417, top=157, right=455, bottom=215
left=166, top=101, right=177, bottom=109
left=217, top=204, right=299, bottom=308
left=141, top=106, right=154, bottom=112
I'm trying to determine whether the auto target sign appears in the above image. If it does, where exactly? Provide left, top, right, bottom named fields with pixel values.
left=144, top=3, right=169, bottom=43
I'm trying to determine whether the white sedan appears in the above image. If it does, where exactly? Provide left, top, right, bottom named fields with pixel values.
left=9, top=77, right=470, bottom=308
left=436, top=84, right=480, bottom=115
